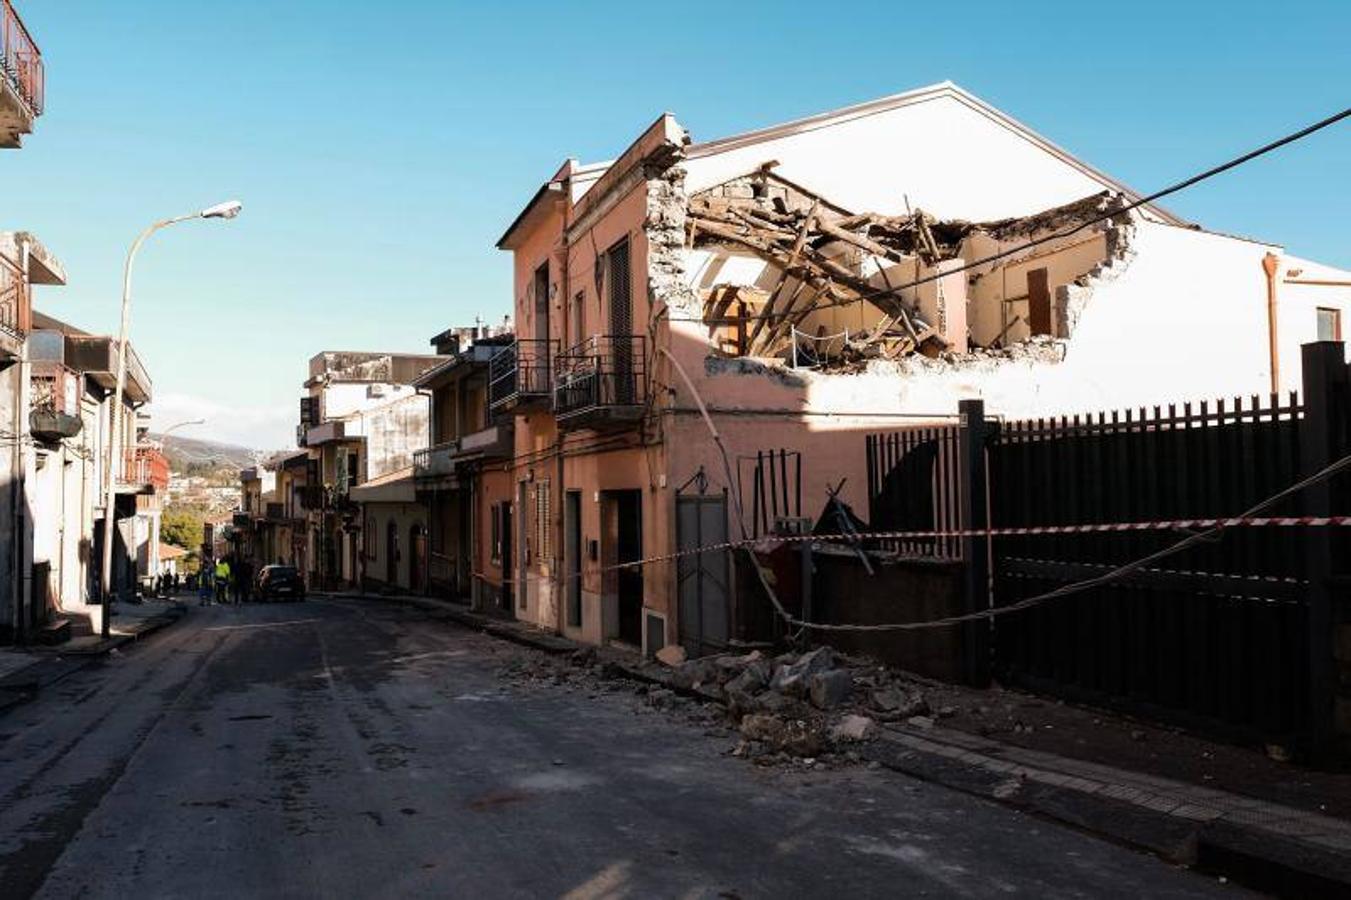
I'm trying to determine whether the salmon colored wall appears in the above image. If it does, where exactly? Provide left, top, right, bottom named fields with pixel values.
left=473, top=465, right=514, bottom=605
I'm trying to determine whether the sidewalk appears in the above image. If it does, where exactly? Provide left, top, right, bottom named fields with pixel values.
left=343, top=588, right=1351, bottom=895
left=0, top=598, right=187, bottom=715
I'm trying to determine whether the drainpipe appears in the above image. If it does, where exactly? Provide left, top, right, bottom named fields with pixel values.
left=1262, top=252, right=1281, bottom=394
left=555, top=187, right=570, bottom=638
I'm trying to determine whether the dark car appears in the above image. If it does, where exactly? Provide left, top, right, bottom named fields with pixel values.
left=256, top=565, right=306, bottom=601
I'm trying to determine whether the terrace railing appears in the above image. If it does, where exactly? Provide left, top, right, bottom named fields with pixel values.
left=552, top=335, right=647, bottom=424
left=488, top=338, right=555, bottom=410
left=2, top=0, right=42, bottom=115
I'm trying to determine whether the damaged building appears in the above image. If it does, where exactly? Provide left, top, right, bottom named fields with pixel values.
left=490, top=80, right=1351, bottom=657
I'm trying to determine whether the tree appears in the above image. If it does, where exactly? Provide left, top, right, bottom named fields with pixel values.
left=161, top=507, right=205, bottom=551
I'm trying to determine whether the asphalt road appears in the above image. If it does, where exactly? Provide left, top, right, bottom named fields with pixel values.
left=0, top=598, right=1239, bottom=899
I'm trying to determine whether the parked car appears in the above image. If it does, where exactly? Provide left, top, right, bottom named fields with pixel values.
left=256, top=565, right=306, bottom=601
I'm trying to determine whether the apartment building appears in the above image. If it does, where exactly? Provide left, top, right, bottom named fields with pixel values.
left=409, top=323, right=514, bottom=603
left=494, top=81, right=1351, bottom=657
left=294, top=350, right=444, bottom=590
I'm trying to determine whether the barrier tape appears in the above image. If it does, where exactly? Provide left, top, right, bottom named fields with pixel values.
left=473, top=514, right=1351, bottom=584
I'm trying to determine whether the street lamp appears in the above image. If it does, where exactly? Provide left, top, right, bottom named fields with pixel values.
left=99, top=202, right=242, bottom=638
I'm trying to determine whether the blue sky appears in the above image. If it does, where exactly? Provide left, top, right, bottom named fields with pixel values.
left=5, top=0, right=1348, bottom=449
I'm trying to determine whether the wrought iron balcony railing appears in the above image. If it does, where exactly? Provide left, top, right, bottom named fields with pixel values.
left=2, top=0, right=42, bottom=116
left=489, top=338, right=556, bottom=411
left=119, top=446, right=170, bottom=493
left=552, top=334, right=647, bottom=426
left=0, top=252, right=28, bottom=343
left=413, top=439, right=459, bottom=479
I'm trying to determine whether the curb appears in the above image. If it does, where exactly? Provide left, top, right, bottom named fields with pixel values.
left=0, top=605, right=187, bottom=717
left=857, top=732, right=1351, bottom=897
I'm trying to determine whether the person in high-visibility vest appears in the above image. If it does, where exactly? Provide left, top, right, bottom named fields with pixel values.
left=214, top=558, right=231, bottom=604
left=198, top=563, right=213, bottom=606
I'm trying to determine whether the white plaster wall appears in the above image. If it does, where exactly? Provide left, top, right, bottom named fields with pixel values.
left=684, top=91, right=1129, bottom=221
left=665, top=222, right=1351, bottom=519
left=319, top=382, right=418, bottom=420
left=349, top=391, right=430, bottom=480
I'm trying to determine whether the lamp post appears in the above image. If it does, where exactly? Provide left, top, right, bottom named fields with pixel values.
left=99, top=202, right=241, bottom=638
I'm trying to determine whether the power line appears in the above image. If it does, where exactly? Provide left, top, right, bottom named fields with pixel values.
left=679, top=105, right=1351, bottom=326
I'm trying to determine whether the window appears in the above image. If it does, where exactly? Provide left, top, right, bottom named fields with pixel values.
left=366, top=516, right=376, bottom=559
left=533, top=262, right=550, bottom=344
left=570, top=291, right=585, bottom=346
left=535, top=478, right=552, bottom=566
left=1317, top=307, right=1342, bottom=342
left=606, top=238, right=632, bottom=335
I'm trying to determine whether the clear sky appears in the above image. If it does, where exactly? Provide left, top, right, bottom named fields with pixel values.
left=5, top=1, right=1348, bottom=450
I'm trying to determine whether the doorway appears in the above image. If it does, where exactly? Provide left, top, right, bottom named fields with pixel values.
left=385, top=520, right=398, bottom=586
left=565, top=490, right=582, bottom=629
left=614, top=490, right=642, bottom=646
left=677, top=493, right=730, bottom=656
left=410, top=524, right=426, bottom=593
left=499, top=501, right=513, bottom=615
left=517, top=482, right=529, bottom=614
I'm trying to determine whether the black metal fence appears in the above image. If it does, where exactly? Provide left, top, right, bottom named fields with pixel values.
left=989, top=392, right=1310, bottom=745
left=738, top=448, right=802, bottom=539
left=863, top=343, right=1351, bottom=760
left=864, top=425, right=963, bottom=559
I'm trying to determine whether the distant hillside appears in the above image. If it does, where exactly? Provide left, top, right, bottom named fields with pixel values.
left=152, top=434, right=259, bottom=474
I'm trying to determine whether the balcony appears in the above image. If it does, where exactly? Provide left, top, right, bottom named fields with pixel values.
left=489, top=338, right=555, bottom=412
left=0, top=251, right=27, bottom=356
left=305, top=419, right=345, bottom=446
left=118, top=446, right=170, bottom=495
left=461, top=422, right=512, bottom=459
left=553, top=335, right=647, bottom=429
left=0, top=0, right=42, bottom=148
left=30, top=360, right=81, bottom=441
left=414, top=439, right=460, bottom=482
left=64, top=335, right=152, bottom=404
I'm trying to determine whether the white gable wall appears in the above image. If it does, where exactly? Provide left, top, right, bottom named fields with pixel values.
left=684, top=89, right=1137, bottom=221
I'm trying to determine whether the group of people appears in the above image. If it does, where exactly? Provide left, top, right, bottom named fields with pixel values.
left=150, top=571, right=182, bottom=597
left=196, top=556, right=255, bottom=606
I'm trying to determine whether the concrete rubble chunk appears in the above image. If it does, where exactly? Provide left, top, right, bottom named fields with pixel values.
left=655, top=645, right=687, bottom=667
left=830, top=714, right=878, bottom=743
left=713, top=650, right=762, bottom=678
left=739, top=713, right=825, bottom=758
left=871, top=685, right=929, bottom=719
left=808, top=670, right=854, bottom=709
left=769, top=647, right=836, bottom=697
left=724, top=659, right=772, bottom=696
left=669, top=657, right=720, bottom=691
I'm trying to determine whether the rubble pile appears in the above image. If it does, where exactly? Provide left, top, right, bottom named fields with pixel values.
left=688, top=172, right=1127, bottom=366
left=663, top=645, right=937, bottom=767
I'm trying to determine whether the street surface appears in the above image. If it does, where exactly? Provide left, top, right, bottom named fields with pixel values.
left=0, top=598, right=1238, bottom=898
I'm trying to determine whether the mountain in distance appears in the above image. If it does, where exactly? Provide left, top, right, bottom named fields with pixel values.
left=150, top=433, right=261, bottom=474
